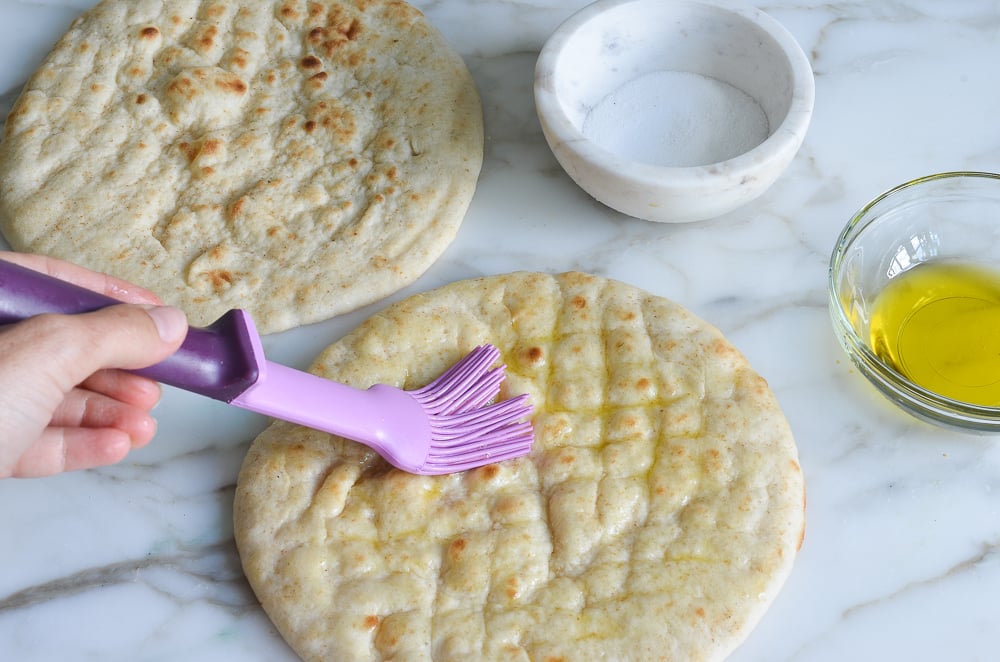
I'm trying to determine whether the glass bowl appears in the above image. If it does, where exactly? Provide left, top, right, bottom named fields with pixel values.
left=829, top=171, right=1000, bottom=431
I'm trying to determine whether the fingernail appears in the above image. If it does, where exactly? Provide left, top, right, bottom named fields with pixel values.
left=146, top=306, right=188, bottom=342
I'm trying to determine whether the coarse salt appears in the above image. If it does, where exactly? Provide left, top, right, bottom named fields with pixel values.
left=582, top=70, right=769, bottom=167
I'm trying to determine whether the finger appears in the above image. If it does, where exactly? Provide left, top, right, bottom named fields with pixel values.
left=0, top=252, right=163, bottom=304
left=10, top=428, right=134, bottom=478
left=20, top=304, right=188, bottom=396
left=81, top=369, right=162, bottom=409
left=49, top=386, right=159, bottom=445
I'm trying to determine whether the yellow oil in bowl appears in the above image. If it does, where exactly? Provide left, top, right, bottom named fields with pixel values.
left=869, top=261, right=1000, bottom=406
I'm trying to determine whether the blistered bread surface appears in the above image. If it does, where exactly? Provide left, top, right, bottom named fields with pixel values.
left=234, top=271, right=805, bottom=661
left=0, top=0, right=483, bottom=332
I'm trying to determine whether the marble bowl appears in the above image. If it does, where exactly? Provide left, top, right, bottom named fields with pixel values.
left=829, top=172, right=1000, bottom=432
left=534, top=0, right=814, bottom=223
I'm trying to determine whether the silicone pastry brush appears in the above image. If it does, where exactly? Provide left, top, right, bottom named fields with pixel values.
left=0, top=260, right=534, bottom=475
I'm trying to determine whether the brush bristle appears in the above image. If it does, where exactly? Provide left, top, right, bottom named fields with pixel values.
left=410, top=345, right=505, bottom=415
left=409, top=345, right=535, bottom=473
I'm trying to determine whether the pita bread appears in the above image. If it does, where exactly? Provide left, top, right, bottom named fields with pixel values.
left=0, top=0, right=483, bottom=333
left=234, top=271, right=805, bottom=661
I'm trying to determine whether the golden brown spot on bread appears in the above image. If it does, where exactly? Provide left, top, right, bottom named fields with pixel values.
left=363, top=615, right=379, bottom=629
left=636, top=377, right=651, bottom=390
left=506, top=577, right=519, bottom=600
left=301, top=55, right=322, bottom=69
left=703, top=448, right=725, bottom=475
left=205, top=2, right=226, bottom=18
left=316, top=16, right=363, bottom=56
left=231, top=197, right=246, bottom=217
left=167, top=76, right=195, bottom=100
left=135, top=94, right=147, bottom=105
left=571, top=295, right=587, bottom=309
left=178, top=139, right=222, bottom=163
left=140, top=26, right=159, bottom=39
left=711, top=337, right=736, bottom=358
left=309, top=71, right=328, bottom=83
left=178, top=141, right=196, bottom=162
left=207, top=269, right=233, bottom=291
left=198, top=25, right=218, bottom=50
left=476, top=464, right=500, bottom=480
left=230, top=48, right=250, bottom=69
left=448, top=538, right=467, bottom=561
left=343, top=18, right=362, bottom=40
left=201, top=139, right=222, bottom=155
left=695, top=607, right=706, bottom=618
left=307, top=2, right=325, bottom=19
left=216, top=76, right=248, bottom=95
left=492, top=494, right=524, bottom=518
left=304, top=120, right=317, bottom=133
left=279, top=2, right=299, bottom=19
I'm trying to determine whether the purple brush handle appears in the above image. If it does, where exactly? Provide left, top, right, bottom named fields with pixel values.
left=0, top=259, right=260, bottom=402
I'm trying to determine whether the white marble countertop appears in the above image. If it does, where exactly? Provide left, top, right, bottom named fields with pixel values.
left=2, top=0, right=999, bottom=660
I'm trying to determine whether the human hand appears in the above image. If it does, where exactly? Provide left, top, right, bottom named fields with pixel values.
left=0, top=252, right=188, bottom=478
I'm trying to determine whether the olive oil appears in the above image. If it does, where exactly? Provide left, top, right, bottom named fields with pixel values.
left=869, top=261, right=1000, bottom=406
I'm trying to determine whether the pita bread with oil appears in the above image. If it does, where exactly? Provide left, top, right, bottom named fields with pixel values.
left=0, top=0, right=483, bottom=332
left=234, top=271, right=805, bottom=661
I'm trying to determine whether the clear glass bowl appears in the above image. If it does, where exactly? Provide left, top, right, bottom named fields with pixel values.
left=829, top=171, right=1000, bottom=431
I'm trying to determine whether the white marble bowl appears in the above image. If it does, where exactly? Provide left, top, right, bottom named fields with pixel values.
left=830, top=172, right=1000, bottom=432
left=534, top=0, right=814, bottom=223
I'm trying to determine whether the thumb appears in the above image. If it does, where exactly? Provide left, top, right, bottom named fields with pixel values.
left=34, top=304, right=188, bottom=390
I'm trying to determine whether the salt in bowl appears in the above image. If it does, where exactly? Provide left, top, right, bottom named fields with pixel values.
left=534, top=0, right=815, bottom=223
